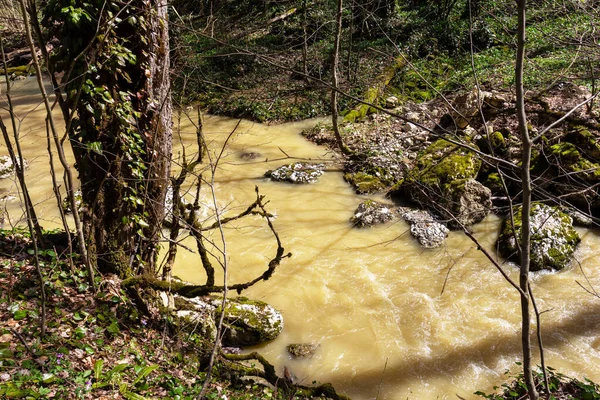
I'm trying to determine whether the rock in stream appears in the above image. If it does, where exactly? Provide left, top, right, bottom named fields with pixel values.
left=265, top=162, right=325, bottom=184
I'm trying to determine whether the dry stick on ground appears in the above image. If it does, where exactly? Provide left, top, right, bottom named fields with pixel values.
left=0, top=30, right=46, bottom=337
left=20, top=0, right=96, bottom=291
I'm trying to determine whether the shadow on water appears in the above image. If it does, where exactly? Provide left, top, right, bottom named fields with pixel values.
left=322, top=301, right=600, bottom=398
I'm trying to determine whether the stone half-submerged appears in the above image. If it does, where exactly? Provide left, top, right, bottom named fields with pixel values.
left=265, top=162, right=325, bottom=184
left=497, top=202, right=581, bottom=271
left=287, top=343, right=320, bottom=359
left=350, top=200, right=396, bottom=227
left=398, top=207, right=449, bottom=248
left=213, top=296, right=284, bottom=347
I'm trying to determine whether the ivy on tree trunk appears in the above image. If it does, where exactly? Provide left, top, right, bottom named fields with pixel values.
left=43, top=0, right=172, bottom=278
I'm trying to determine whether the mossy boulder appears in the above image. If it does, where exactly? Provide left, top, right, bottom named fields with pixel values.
left=344, top=172, right=385, bottom=194
left=174, top=308, right=218, bottom=342
left=155, top=291, right=283, bottom=347
left=405, top=138, right=481, bottom=188
left=350, top=200, right=396, bottom=227
left=451, top=88, right=485, bottom=128
left=497, top=203, right=580, bottom=271
left=265, top=162, right=325, bottom=184
left=548, top=142, right=600, bottom=181
left=564, top=126, right=600, bottom=161
left=483, top=172, right=504, bottom=194
left=545, top=141, right=600, bottom=210
left=446, top=179, right=492, bottom=228
left=154, top=292, right=218, bottom=341
left=476, top=131, right=507, bottom=155
left=402, top=138, right=491, bottom=227
left=214, top=296, right=284, bottom=347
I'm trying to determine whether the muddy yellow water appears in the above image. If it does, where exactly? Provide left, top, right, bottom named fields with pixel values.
left=4, top=78, right=600, bottom=399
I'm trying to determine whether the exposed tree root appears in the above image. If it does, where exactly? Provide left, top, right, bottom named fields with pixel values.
left=221, top=352, right=351, bottom=400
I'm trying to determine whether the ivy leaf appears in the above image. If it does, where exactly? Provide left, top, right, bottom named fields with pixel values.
left=87, top=141, right=103, bottom=155
left=73, top=326, right=87, bottom=339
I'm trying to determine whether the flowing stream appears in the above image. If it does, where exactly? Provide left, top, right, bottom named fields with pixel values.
left=4, top=78, right=600, bottom=399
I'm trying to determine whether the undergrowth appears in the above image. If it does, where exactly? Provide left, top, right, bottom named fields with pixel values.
left=476, top=364, right=600, bottom=400
left=170, top=0, right=600, bottom=123
left=0, top=229, right=293, bottom=399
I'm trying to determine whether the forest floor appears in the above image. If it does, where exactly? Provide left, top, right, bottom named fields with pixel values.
left=171, top=2, right=598, bottom=125
left=0, top=230, right=303, bottom=400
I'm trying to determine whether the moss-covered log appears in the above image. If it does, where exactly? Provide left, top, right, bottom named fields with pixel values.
left=344, top=56, right=406, bottom=122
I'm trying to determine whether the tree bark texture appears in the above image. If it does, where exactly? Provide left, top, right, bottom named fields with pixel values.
left=43, top=0, right=172, bottom=277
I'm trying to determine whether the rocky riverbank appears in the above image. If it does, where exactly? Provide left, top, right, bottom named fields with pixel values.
left=304, top=83, right=600, bottom=270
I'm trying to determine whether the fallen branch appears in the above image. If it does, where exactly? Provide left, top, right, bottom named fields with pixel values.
left=123, top=190, right=291, bottom=297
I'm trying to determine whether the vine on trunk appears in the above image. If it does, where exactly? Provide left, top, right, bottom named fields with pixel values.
left=43, top=0, right=172, bottom=276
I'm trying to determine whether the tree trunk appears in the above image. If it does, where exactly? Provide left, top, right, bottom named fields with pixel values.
left=515, top=0, right=538, bottom=398
left=331, top=0, right=352, bottom=156
left=43, top=0, right=172, bottom=278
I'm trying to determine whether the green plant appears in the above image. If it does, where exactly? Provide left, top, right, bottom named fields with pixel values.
left=476, top=366, right=600, bottom=399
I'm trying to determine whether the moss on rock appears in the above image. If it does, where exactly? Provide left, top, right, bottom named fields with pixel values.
left=497, top=202, right=580, bottom=271
left=405, top=138, right=481, bottom=188
left=287, top=343, right=320, bottom=359
left=350, top=200, right=396, bottom=227
left=402, top=138, right=490, bottom=227
left=344, top=172, right=386, bottom=194
left=490, top=131, right=507, bottom=154
left=564, top=126, right=600, bottom=161
left=483, top=172, right=504, bottom=193
left=549, top=142, right=600, bottom=181
left=213, top=296, right=284, bottom=347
